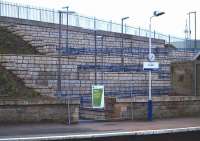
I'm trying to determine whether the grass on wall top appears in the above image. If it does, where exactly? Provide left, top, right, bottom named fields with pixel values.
left=0, top=26, right=41, bottom=99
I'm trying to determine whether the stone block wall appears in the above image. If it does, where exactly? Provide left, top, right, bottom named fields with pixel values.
left=0, top=16, right=198, bottom=105
left=0, top=16, right=164, bottom=55
left=171, top=60, right=200, bottom=96
left=0, top=54, right=173, bottom=99
left=0, top=98, right=80, bottom=123
left=103, top=96, right=200, bottom=120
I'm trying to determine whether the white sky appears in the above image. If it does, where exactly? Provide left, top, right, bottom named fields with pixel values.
left=4, top=0, right=200, bottom=39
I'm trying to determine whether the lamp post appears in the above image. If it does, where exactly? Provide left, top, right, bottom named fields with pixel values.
left=94, top=17, right=97, bottom=85
left=62, top=6, right=76, bottom=54
left=148, top=11, right=165, bottom=121
left=187, top=11, right=197, bottom=48
left=121, top=17, right=129, bottom=66
left=58, top=7, right=75, bottom=125
left=57, top=11, right=62, bottom=97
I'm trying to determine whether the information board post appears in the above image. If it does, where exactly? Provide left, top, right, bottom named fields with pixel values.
left=143, top=61, right=159, bottom=121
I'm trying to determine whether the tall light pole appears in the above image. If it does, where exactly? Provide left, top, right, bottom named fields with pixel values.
left=187, top=11, right=197, bottom=48
left=58, top=7, right=75, bottom=125
left=57, top=11, right=63, bottom=97
left=121, top=16, right=129, bottom=67
left=94, top=17, right=97, bottom=85
left=62, top=6, right=76, bottom=54
left=148, top=11, right=165, bottom=121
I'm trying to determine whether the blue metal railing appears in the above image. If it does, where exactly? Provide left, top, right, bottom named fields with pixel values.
left=61, top=47, right=171, bottom=56
left=0, top=0, right=185, bottom=46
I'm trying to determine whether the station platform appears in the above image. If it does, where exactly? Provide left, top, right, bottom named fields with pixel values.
left=0, top=117, right=200, bottom=141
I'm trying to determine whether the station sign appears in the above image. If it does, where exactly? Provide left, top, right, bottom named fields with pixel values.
left=143, top=62, right=159, bottom=71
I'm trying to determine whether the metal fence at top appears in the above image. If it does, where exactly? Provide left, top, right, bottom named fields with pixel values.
left=0, top=0, right=185, bottom=46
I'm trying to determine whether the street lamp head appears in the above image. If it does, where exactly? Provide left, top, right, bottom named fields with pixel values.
left=153, top=11, right=165, bottom=17
left=122, top=16, right=130, bottom=20
left=187, top=11, right=196, bottom=14
left=61, top=6, right=76, bottom=14
left=62, top=6, right=69, bottom=9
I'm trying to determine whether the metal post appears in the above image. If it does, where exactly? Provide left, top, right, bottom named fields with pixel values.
left=101, top=36, right=104, bottom=83
left=168, top=35, right=171, bottom=44
left=121, top=18, right=124, bottom=66
left=62, top=6, right=74, bottom=125
left=125, top=23, right=127, bottom=34
left=147, top=11, right=165, bottom=121
left=131, top=84, right=134, bottom=120
left=185, top=19, right=189, bottom=49
left=66, top=6, right=69, bottom=54
left=94, top=17, right=97, bottom=85
left=53, top=10, right=55, bottom=23
left=110, top=20, right=112, bottom=32
left=148, top=17, right=153, bottom=121
left=194, top=62, right=197, bottom=96
left=26, top=6, right=29, bottom=19
left=39, top=9, right=42, bottom=21
left=188, top=13, right=191, bottom=48
left=121, top=17, right=129, bottom=67
left=57, top=11, right=62, bottom=94
left=0, top=2, right=1, bottom=16
left=188, top=11, right=197, bottom=48
left=76, top=15, right=79, bottom=27
left=66, top=7, right=71, bottom=125
left=194, top=11, right=197, bottom=48
left=17, top=6, right=20, bottom=18
left=139, top=27, right=141, bottom=36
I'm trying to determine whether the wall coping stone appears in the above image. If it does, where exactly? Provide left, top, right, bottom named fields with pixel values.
left=0, top=16, right=165, bottom=45
left=0, top=98, right=80, bottom=105
left=116, top=96, right=200, bottom=103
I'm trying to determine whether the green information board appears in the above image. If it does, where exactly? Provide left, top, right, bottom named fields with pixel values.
left=92, top=85, right=104, bottom=108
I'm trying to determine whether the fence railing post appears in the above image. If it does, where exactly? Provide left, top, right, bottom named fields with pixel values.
left=26, top=6, right=28, bottom=19
left=139, top=27, right=140, bottom=36
left=17, top=5, right=20, bottom=18
left=53, top=10, right=55, bottom=23
left=76, top=15, right=79, bottom=27
left=0, top=0, right=185, bottom=43
left=125, top=23, right=127, bottom=34
left=110, top=20, right=112, bottom=32
left=39, top=9, right=42, bottom=21
left=0, top=2, right=1, bottom=16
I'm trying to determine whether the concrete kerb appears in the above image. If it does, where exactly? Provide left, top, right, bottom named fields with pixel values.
left=0, top=126, right=200, bottom=141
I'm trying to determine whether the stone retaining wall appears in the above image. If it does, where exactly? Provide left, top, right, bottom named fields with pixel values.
left=0, top=16, right=198, bottom=105
left=105, top=96, right=200, bottom=120
left=0, top=54, right=172, bottom=97
left=0, top=16, right=164, bottom=55
left=0, top=98, right=80, bottom=123
left=81, top=96, right=200, bottom=120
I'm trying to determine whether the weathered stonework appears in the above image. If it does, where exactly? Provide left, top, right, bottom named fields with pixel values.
left=0, top=16, right=198, bottom=108
left=171, top=60, right=200, bottom=96
left=0, top=16, right=164, bottom=55
left=81, top=96, right=200, bottom=120
left=105, top=96, right=200, bottom=120
left=0, top=98, right=80, bottom=123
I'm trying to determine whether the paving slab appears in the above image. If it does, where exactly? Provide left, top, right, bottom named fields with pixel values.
left=0, top=117, right=200, bottom=140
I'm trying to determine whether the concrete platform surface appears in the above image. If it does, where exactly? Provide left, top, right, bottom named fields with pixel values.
left=0, top=117, right=200, bottom=140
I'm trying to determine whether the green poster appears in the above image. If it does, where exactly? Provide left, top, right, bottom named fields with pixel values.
left=92, top=85, right=104, bottom=108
